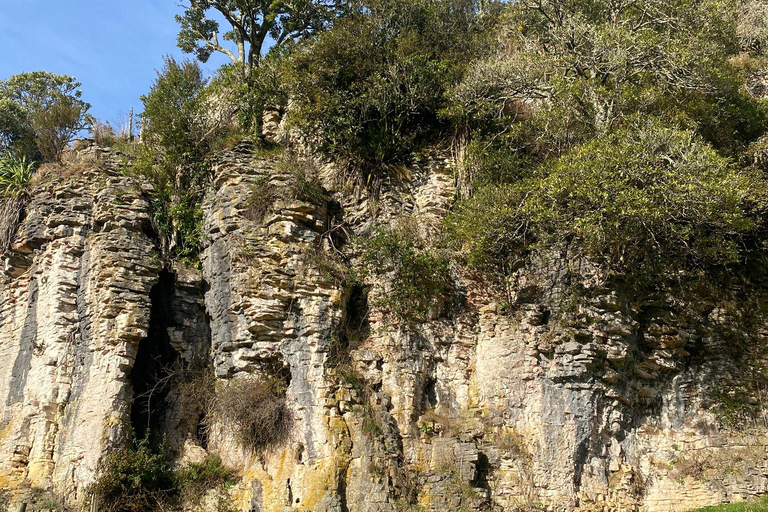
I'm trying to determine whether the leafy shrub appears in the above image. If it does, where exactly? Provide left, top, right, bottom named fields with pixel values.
left=449, top=119, right=768, bottom=296
left=137, top=58, right=213, bottom=262
left=90, top=438, right=177, bottom=512
left=527, top=121, right=766, bottom=287
left=285, top=0, right=495, bottom=190
left=446, top=183, right=532, bottom=283
left=450, top=0, right=763, bottom=161
left=176, top=456, right=236, bottom=504
left=0, top=152, right=36, bottom=252
left=361, top=222, right=452, bottom=321
left=0, top=97, right=34, bottom=158
left=207, top=55, right=288, bottom=138
left=91, top=438, right=235, bottom=512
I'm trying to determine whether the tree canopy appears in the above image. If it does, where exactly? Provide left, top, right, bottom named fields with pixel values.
left=0, top=71, right=90, bottom=162
left=176, top=0, right=343, bottom=76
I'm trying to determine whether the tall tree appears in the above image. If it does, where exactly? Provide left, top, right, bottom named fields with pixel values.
left=0, top=72, right=90, bottom=162
left=176, top=0, right=343, bottom=76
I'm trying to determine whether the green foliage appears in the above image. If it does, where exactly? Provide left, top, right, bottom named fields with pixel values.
left=138, top=58, right=213, bottom=262
left=361, top=222, right=452, bottom=321
left=90, top=438, right=235, bottom=512
left=684, top=496, right=768, bottom=512
left=446, top=183, right=532, bottom=282
left=176, top=0, right=342, bottom=77
left=90, top=438, right=177, bottom=512
left=0, top=71, right=90, bottom=162
left=450, top=0, right=764, bottom=162
left=448, top=120, right=768, bottom=296
left=0, top=150, right=34, bottom=253
left=207, top=57, right=287, bottom=136
left=0, top=152, right=35, bottom=198
left=175, top=456, right=236, bottom=503
left=285, top=0, right=497, bottom=189
left=140, top=58, right=210, bottom=167
left=0, top=98, right=34, bottom=157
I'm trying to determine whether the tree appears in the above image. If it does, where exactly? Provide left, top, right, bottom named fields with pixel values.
left=285, top=0, right=498, bottom=189
left=139, top=57, right=215, bottom=261
left=176, top=0, right=343, bottom=77
left=451, top=0, right=753, bottom=159
left=0, top=98, right=34, bottom=157
left=0, top=72, right=90, bottom=162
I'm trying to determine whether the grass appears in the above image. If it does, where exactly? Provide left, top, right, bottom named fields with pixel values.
left=686, top=496, right=768, bottom=512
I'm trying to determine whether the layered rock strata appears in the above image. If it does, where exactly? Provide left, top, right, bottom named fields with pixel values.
left=0, top=144, right=766, bottom=511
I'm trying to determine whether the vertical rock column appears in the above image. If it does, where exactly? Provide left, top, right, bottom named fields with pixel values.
left=0, top=167, right=161, bottom=498
left=201, top=143, right=348, bottom=511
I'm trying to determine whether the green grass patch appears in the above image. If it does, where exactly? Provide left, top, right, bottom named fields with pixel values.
left=686, top=496, right=768, bottom=512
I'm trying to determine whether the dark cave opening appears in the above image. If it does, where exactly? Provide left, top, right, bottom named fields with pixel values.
left=423, top=378, right=438, bottom=410
left=129, top=268, right=179, bottom=440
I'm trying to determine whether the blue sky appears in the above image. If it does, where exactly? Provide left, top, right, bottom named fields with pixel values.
left=0, top=0, right=230, bottom=128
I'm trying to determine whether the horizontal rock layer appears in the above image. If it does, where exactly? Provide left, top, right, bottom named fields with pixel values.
left=0, top=143, right=766, bottom=511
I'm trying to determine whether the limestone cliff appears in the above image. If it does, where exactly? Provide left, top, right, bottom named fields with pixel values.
left=1, top=142, right=766, bottom=512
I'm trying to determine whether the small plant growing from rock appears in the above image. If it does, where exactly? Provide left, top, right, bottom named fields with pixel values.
left=360, top=219, right=452, bottom=322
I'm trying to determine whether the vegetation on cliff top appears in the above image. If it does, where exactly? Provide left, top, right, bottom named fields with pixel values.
left=9, top=0, right=768, bottom=301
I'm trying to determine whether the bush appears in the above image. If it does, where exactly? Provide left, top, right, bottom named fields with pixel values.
left=527, top=121, right=766, bottom=288
left=361, top=221, right=452, bottom=321
left=0, top=152, right=35, bottom=198
left=0, top=152, right=35, bottom=252
left=0, top=98, right=34, bottom=158
left=448, top=119, right=768, bottom=296
left=214, top=375, right=291, bottom=452
left=449, top=0, right=764, bottom=161
left=137, top=58, right=213, bottom=262
left=207, top=55, right=288, bottom=138
left=285, top=0, right=496, bottom=190
left=446, top=183, right=532, bottom=282
left=176, top=456, right=235, bottom=504
left=90, top=438, right=235, bottom=512
left=90, top=439, right=177, bottom=512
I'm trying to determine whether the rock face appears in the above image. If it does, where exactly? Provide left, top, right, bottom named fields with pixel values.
left=0, top=164, right=162, bottom=496
left=0, top=143, right=767, bottom=511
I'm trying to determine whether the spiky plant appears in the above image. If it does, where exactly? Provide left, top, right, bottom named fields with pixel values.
left=0, top=152, right=35, bottom=251
left=0, top=152, right=35, bottom=198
